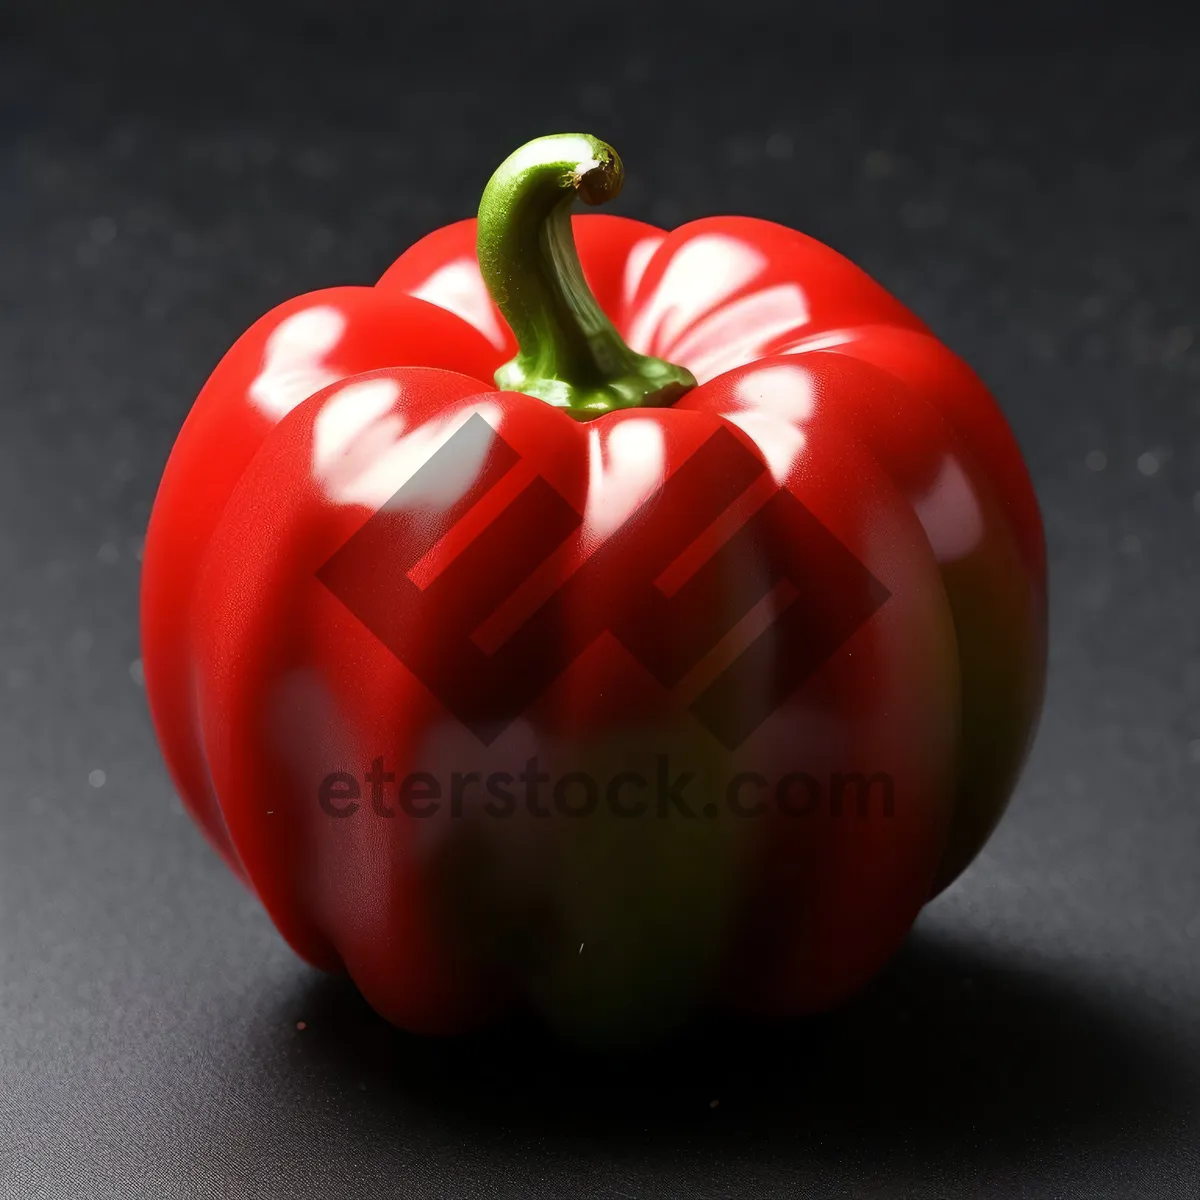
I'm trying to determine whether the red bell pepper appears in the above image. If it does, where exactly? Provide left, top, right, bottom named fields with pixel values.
left=142, top=134, right=1045, bottom=1040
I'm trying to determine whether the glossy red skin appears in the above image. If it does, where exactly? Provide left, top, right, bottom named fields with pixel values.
left=142, top=213, right=1046, bottom=1034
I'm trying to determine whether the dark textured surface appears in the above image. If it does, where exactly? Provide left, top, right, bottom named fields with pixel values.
left=2, top=3, right=1199, bottom=1196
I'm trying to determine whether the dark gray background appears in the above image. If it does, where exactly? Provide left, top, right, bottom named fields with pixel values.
left=2, top=2, right=1198, bottom=1196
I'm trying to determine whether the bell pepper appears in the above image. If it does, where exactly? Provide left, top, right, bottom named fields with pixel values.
left=142, top=134, right=1045, bottom=1040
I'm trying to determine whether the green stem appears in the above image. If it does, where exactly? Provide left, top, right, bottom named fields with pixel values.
left=476, top=133, right=695, bottom=420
